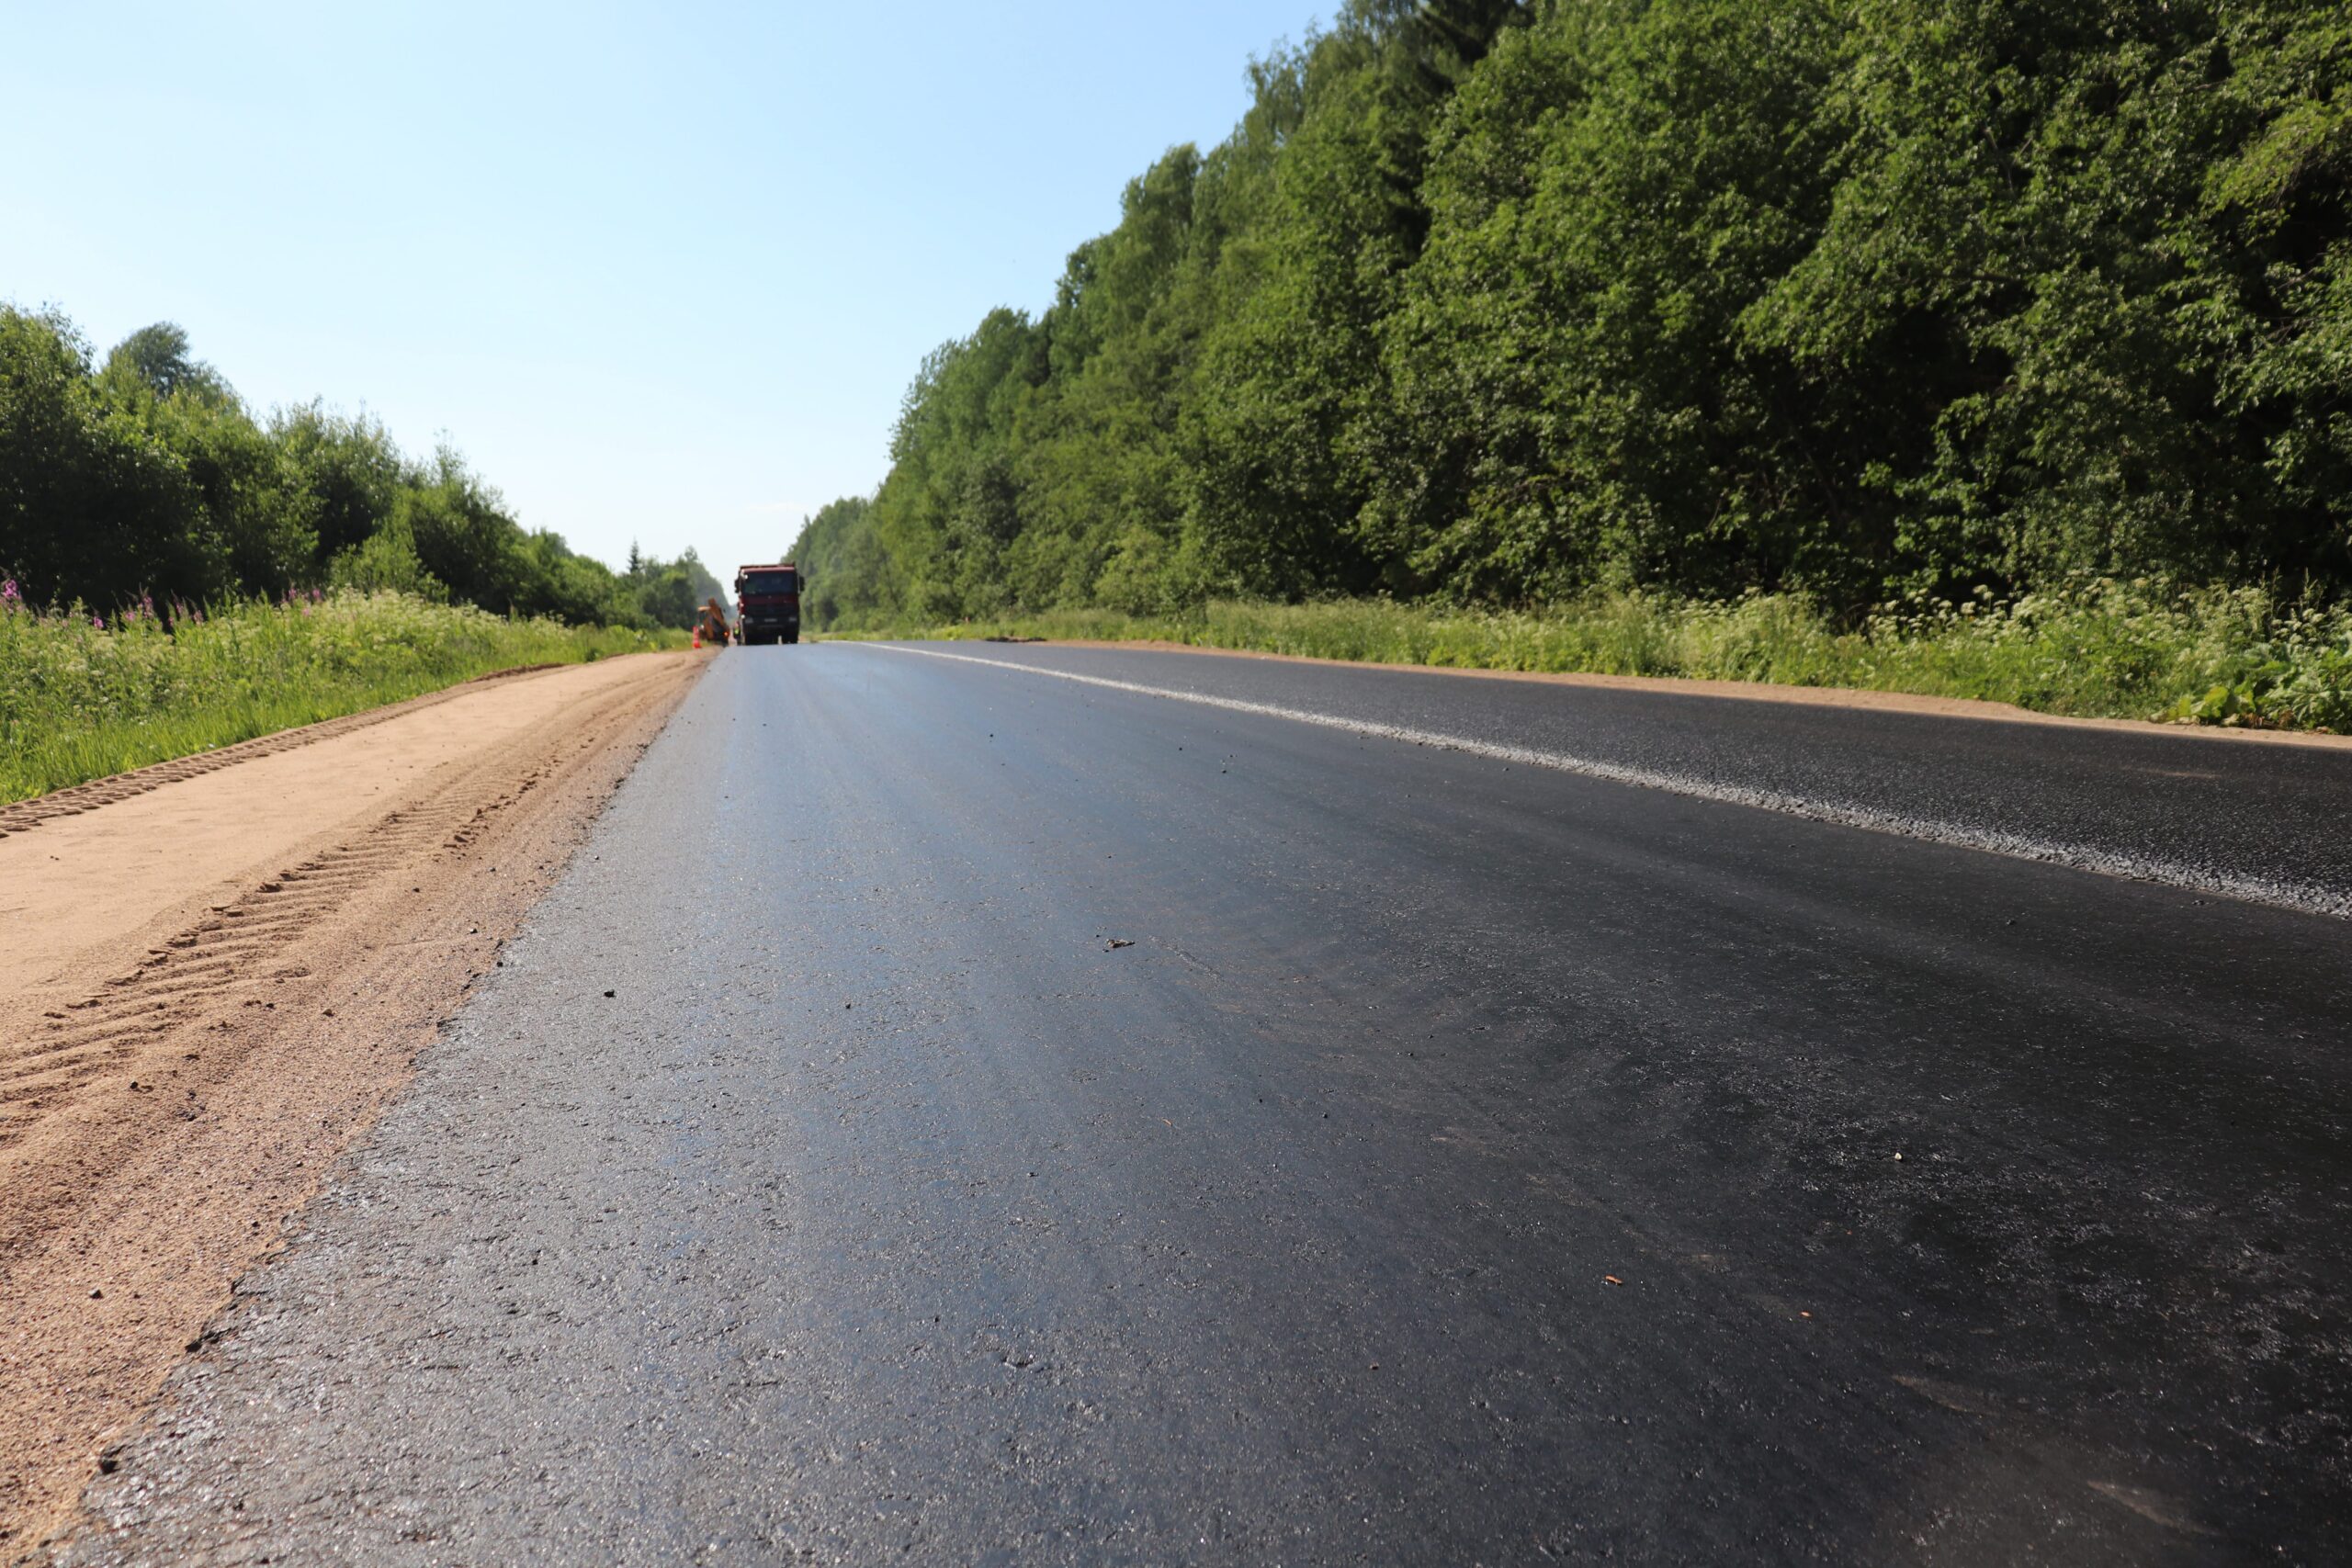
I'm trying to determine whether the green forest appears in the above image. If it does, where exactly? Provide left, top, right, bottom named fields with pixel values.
left=793, top=0, right=2351, bottom=631
left=0, top=307, right=718, bottom=628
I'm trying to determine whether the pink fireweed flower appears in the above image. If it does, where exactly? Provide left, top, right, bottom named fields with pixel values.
left=91, top=615, right=105, bottom=629
left=1, top=579, right=18, bottom=604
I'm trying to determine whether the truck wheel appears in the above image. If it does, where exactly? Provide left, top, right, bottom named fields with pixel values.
left=785, top=629, right=799, bottom=645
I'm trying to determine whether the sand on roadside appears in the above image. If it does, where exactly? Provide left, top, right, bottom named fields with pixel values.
left=0, top=649, right=706, bottom=1556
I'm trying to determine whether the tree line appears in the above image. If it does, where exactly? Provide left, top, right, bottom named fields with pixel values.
left=0, top=307, right=718, bottom=627
left=794, top=0, right=2351, bottom=628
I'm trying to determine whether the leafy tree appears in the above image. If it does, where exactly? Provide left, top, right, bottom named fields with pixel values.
left=3, top=308, right=671, bottom=624
left=793, top=0, right=2352, bottom=628
left=1371, top=0, right=1845, bottom=601
left=0, top=307, right=218, bottom=607
left=104, top=322, right=226, bottom=402
left=794, top=496, right=892, bottom=627
left=132, top=382, right=319, bottom=597
left=399, top=447, right=528, bottom=612
left=275, top=403, right=409, bottom=569
left=625, top=547, right=723, bottom=630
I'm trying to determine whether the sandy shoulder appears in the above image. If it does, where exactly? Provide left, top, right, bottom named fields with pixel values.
left=0, top=650, right=707, bottom=1555
left=2, top=659, right=685, bottom=999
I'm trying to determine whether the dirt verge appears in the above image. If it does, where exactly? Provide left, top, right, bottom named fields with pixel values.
left=0, top=650, right=705, bottom=1556
left=0, top=662, right=562, bottom=832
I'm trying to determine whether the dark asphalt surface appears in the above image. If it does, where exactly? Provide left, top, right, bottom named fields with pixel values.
left=62, top=644, right=2352, bottom=1564
left=899, top=641, right=2352, bottom=915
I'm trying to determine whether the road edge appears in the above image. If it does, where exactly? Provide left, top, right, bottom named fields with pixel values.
left=953, top=637, right=2352, bottom=752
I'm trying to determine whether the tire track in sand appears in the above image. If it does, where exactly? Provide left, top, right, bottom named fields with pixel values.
left=0, top=650, right=705, bottom=1557
left=0, top=794, right=484, bottom=1145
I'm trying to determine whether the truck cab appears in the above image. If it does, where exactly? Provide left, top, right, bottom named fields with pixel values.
left=734, top=562, right=803, bottom=645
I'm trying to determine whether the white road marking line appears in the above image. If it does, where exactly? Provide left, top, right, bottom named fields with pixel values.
left=868, top=643, right=2346, bottom=919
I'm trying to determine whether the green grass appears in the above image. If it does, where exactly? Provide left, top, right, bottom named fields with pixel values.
left=0, top=588, right=686, bottom=803
left=820, top=580, right=2352, bottom=734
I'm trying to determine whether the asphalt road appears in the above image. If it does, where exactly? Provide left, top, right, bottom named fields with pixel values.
left=62, top=644, right=2352, bottom=1565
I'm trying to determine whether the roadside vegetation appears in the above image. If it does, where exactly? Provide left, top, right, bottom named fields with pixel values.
left=794, top=1, right=2352, bottom=729
left=0, top=586, right=681, bottom=803
left=0, top=308, right=722, bottom=630
left=0, top=305, right=718, bottom=798
left=826, top=581, right=2352, bottom=730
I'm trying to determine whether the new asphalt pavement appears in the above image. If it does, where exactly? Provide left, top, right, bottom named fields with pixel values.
left=61, top=643, right=2352, bottom=1564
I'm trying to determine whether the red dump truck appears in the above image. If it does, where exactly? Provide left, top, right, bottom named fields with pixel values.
left=734, top=562, right=802, bottom=646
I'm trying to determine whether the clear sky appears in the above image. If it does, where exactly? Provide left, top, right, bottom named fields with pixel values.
left=1, top=1, right=1316, bottom=574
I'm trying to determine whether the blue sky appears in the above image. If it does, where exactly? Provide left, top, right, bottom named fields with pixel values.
left=1, top=1, right=1316, bottom=574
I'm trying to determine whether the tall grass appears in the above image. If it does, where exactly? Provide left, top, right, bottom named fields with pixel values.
left=0, top=586, right=684, bottom=802
left=825, top=580, right=2352, bottom=733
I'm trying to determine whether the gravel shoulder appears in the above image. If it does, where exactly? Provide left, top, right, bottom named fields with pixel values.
left=0, top=650, right=704, bottom=1556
